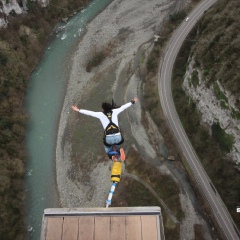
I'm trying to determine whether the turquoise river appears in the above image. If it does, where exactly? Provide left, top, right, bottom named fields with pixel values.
left=24, top=0, right=112, bottom=239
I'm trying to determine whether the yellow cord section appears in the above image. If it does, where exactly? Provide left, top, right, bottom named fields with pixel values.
left=111, top=162, right=122, bottom=183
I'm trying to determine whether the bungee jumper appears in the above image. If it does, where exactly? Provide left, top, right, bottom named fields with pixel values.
left=71, top=97, right=138, bottom=161
left=72, top=97, right=138, bottom=208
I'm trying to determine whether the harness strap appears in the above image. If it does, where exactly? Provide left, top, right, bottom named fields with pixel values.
left=111, top=174, right=121, bottom=178
left=103, top=111, right=120, bottom=135
left=102, top=111, right=124, bottom=150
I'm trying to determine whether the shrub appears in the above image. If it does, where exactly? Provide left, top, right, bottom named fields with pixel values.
left=86, top=51, right=106, bottom=72
left=213, top=82, right=228, bottom=102
left=191, top=70, right=199, bottom=88
left=0, top=52, right=8, bottom=66
left=231, top=107, right=240, bottom=120
left=86, top=41, right=116, bottom=72
left=169, top=11, right=186, bottom=23
left=212, top=123, right=234, bottom=153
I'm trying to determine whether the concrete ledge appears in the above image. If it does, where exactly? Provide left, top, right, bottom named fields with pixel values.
left=44, top=206, right=161, bottom=216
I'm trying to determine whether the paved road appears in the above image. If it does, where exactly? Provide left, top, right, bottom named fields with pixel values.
left=158, top=0, right=240, bottom=239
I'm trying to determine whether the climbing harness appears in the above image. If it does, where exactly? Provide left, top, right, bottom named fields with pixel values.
left=104, top=111, right=120, bottom=135
left=103, top=111, right=124, bottom=148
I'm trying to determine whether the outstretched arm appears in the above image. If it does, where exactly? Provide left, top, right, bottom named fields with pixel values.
left=131, top=97, right=139, bottom=104
left=71, top=105, right=103, bottom=119
left=71, top=105, right=80, bottom=112
left=113, top=97, right=139, bottom=115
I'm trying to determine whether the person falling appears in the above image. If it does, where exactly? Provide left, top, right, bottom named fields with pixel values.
left=71, top=97, right=138, bottom=161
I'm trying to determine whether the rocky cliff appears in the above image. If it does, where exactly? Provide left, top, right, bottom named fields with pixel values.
left=182, top=0, right=240, bottom=166
left=183, top=58, right=240, bottom=164
left=0, top=0, right=48, bottom=27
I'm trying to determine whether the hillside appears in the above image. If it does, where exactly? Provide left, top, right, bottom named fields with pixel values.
left=172, top=0, right=240, bottom=228
left=0, top=1, right=90, bottom=239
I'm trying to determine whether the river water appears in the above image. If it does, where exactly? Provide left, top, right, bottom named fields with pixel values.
left=24, top=1, right=112, bottom=239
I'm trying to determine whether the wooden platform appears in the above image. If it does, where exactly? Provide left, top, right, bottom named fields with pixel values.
left=41, top=207, right=164, bottom=240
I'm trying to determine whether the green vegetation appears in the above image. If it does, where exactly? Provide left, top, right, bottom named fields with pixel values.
left=2, top=0, right=240, bottom=239
left=213, top=82, right=229, bottom=109
left=0, top=0, right=91, bottom=239
left=169, top=11, right=187, bottom=24
left=0, top=52, right=8, bottom=65
left=193, top=0, right=240, bottom=101
left=172, top=0, right=240, bottom=228
left=191, top=70, right=199, bottom=88
left=231, top=107, right=240, bottom=120
left=220, top=100, right=228, bottom=109
left=142, top=0, right=240, bottom=233
left=212, top=123, right=234, bottom=153
left=213, top=82, right=228, bottom=102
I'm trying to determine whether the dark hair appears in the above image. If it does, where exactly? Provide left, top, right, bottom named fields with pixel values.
left=102, top=99, right=119, bottom=112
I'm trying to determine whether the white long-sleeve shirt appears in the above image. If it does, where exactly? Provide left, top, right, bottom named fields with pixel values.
left=79, top=102, right=133, bottom=130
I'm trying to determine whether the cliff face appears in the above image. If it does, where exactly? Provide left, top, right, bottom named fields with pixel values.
left=182, top=0, right=240, bottom=165
left=183, top=58, right=240, bottom=164
left=0, top=0, right=49, bottom=27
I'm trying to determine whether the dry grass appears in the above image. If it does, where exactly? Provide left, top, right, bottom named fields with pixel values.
left=122, top=147, right=181, bottom=239
left=86, top=40, right=116, bottom=72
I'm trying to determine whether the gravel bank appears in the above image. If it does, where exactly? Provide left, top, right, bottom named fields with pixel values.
left=56, top=0, right=213, bottom=239
left=56, top=0, right=174, bottom=207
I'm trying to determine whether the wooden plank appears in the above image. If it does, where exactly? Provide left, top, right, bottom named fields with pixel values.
left=110, top=216, right=126, bottom=240
left=62, top=217, right=79, bottom=240
left=45, top=217, right=63, bottom=240
left=125, top=216, right=142, bottom=240
left=78, top=216, right=94, bottom=240
left=141, top=215, right=158, bottom=240
left=95, top=216, right=110, bottom=240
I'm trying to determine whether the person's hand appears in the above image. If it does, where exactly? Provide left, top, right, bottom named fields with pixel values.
left=71, top=105, right=79, bottom=112
left=133, top=97, right=138, bottom=103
